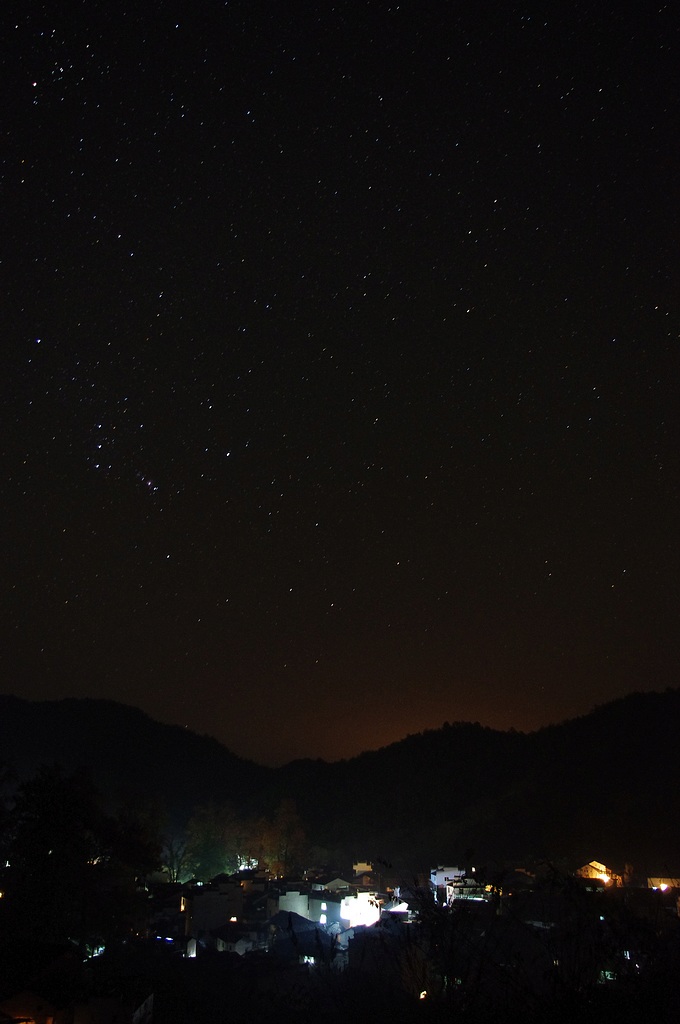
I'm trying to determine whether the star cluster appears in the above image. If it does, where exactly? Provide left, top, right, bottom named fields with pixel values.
left=2, top=1, right=678, bottom=765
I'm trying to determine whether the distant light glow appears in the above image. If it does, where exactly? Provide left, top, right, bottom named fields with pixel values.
left=340, top=892, right=381, bottom=928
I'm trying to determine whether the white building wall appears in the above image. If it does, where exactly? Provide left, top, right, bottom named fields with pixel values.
left=430, top=866, right=464, bottom=889
left=278, top=890, right=310, bottom=918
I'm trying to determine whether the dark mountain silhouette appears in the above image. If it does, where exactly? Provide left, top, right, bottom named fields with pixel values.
left=276, top=689, right=680, bottom=870
left=1, top=690, right=678, bottom=870
left=0, top=695, right=274, bottom=825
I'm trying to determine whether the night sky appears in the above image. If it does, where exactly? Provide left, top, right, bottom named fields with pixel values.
left=2, top=1, right=678, bottom=767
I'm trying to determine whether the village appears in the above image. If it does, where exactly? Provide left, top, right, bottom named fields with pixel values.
left=2, top=857, right=679, bottom=1023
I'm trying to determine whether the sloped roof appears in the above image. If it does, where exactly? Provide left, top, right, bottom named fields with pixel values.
left=268, top=910, right=318, bottom=933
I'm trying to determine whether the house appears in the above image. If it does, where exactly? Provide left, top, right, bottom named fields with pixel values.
left=313, top=877, right=354, bottom=894
left=353, top=862, right=373, bottom=874
left=309, top=891, right=342, bottom=929
left=575, top=861, right=623, bottom=887
left=277, top=890, right=310, bottom=919
left=430, top=866, right=464, bottom=890
left=265, top=886, right=343, bottom=930
left=213, top=922, right=256, bottom=956
left=182, top=879, right=243, bottom=940
left=233, top=869, right=270, bottom=895
left=445, top=876, right=487, bottom=903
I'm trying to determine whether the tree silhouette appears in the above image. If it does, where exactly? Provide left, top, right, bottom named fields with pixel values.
left=0, top=765, right=161, bottom=952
